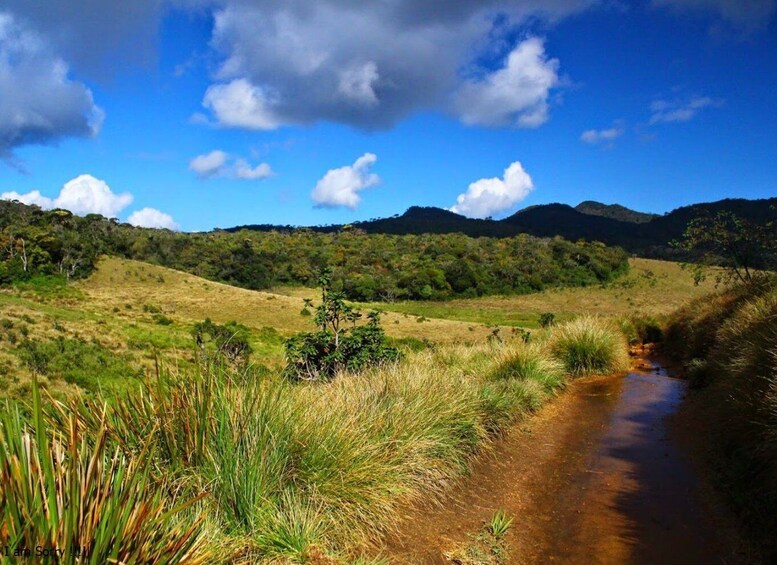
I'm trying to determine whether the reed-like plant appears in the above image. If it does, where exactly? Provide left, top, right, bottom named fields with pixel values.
left=0, top=382, right=211, bottom=564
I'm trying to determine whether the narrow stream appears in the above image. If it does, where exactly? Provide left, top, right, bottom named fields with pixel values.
left=382, top=357, right=742, bottom=564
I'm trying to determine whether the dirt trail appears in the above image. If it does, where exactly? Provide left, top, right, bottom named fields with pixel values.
left=379, top=356, right=744, bottom=564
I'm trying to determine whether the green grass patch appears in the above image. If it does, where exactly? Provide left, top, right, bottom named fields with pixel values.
left=14, top=336, right=142, bottom=393
left=549, top=316, right=629, bottom=376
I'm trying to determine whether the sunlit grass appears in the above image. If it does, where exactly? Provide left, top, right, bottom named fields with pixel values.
left=16, top=329, right=607, bottom=562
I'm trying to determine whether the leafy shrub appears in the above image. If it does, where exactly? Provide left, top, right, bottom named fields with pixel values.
left=192, top=318, right=252, bottom=367
left=284, top=270, right=400, bottom=381
left=14, top=337, right=140, bottom=392
left=153, top=313, right=174, bottom=325
left=539, top=312, right=556, bottom=328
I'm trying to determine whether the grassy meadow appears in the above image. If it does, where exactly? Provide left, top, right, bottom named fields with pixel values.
left=352, top=258, right=721, bottom=328
left=0, top=255, right=713, bottom=399
left=0, top=257, right=501, bottom=399
left=1, top=315, right=629, bottom=562
left=0, top=251, right=652, bottom=562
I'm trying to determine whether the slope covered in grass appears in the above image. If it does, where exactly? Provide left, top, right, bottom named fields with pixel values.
left=664, top=280, right=777, bottom=560
left=355, top=258, right=720, bottom=328
left=1, top=318, right=628, bottom=563
left=0, top=256, right=506, bottom=398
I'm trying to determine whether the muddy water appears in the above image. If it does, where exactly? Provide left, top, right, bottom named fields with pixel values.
left=381, top=358, right=742, bottom=564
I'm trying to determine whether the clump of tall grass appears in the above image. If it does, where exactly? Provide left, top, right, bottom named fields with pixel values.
left=489, top=343, right=565, bottom=391
left=549, top=316, right=629, bottom=375
left=0, top=382, right=211, bottom=564
left=664, top=279, right=777, bottom=559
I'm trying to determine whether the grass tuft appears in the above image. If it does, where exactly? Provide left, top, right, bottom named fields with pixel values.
left=549, top=316, right=629, bottom=376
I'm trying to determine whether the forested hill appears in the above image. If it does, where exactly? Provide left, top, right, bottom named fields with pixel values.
left=0, top=200, right=629, bottom=301
left=227, top=197, right=777, bottom=260
left=574, top=201, right=657, bottom=223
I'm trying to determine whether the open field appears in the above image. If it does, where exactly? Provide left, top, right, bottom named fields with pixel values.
left=356, top=258, right=720, bottom=327
left=0, top=256, right=506, bottom=398
left=0, top=256, right=715, bottom=399
left=1, top=308, right=629, bottom=563
left=0, top=251, right=756, bottom=562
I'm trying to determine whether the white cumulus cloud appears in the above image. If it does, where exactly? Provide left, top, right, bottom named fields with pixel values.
left=127, top=207, right=180, bottom=230
left=189, top=149, right=273, bottom=180
left=189, top=150, right=229, bottom=178
left=2, top=174, right=132, bottom=218
left=311, top=153, right=380, bottom=209
left=202, top=79, right=281, bottom=130
left=649, top=96, right=723, bottom=124
left=0, top=189, right=53, bottom=208
left=454, top=37, right=560, bottom=128
left=449, top=161, right=534, bottom=219
left=580, top=121, right=626, bottom=144
left=233, top=159, right=273, bottom=180
left=54, top=175, right=133, bottom=217
left=2, top=175, right=177, bottom=229
left=0, top=12, right=103, bottom=162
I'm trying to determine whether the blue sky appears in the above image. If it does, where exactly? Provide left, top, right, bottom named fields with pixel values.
left=1, top=0, right=775, bottom=231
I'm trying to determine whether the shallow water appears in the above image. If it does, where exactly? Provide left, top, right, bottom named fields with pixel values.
left=381, top=358, right=741, bottom=564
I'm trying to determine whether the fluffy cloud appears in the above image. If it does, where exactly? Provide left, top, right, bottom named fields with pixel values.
left=0, top=190, right=53, bottom=208
left=311, top=153, right=380, bottom=209
left=189, top=150, right=273, bottom=180
left=233, top=159, right=273, bottom=180
left=652, top=0, right=776, bottom=32
left=127, top=207, right=180, bottom=230
left=0, top=12, right=103, bottom=161
left=2, top=174, right=132, bottom=217
left=649, top=96, right=723, bottom=124
left=201, top=79, right=282, bottom=130
left=2, top=174, right=179, bottom=228
left=199, top=2, right=589, bottom=129
left=189, top=150, right=229, bottom=178
left=454, top=38, right=560, bottom=128
left=580, top=121, right=625, bottom=144
left=449, top=161, right=534, bottom=219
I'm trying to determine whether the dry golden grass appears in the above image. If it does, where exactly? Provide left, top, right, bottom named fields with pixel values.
left=0, top=255, right=715, bottom=398
left=78, top=256, right=500, bottom=344
left=356, top=258, right=721, bottom=327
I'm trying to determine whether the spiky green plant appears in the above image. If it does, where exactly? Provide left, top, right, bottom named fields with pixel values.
left=0, top=382, right=211, bottom=564
left=488, top=510, right=513, bottom=538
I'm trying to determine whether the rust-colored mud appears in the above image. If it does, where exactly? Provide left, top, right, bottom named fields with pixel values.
left=379, top=357, right=744, bottom=564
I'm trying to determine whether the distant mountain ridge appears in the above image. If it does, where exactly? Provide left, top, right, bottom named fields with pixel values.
left=226, top=197, right=777, bottom=261
left=575, top=201, right=657, bottom=224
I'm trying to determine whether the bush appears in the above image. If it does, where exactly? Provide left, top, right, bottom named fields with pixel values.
left=489, top=343, right=565, bottom=393
left=539, top=312, right=556, bottom=328
left=549, top=316, right=629, bottom=375
left=192, top=318, right=252, bottom=368
left=284, top=270, right=400, bottom=381
left=14, top=337, right=140, bottom=392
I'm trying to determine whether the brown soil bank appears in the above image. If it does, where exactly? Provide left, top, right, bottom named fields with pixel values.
left=377, top=357, right=747, bottom=564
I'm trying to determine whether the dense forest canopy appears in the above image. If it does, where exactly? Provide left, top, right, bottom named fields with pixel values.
left=0, top=200, right=629, bottom=301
